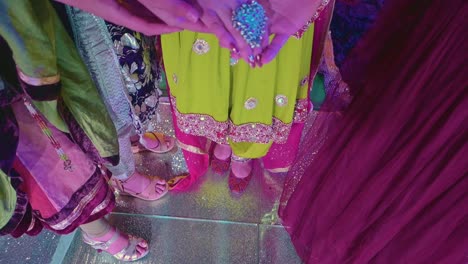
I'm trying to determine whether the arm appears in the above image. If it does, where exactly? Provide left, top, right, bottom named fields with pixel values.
left=54, top=0, right=202, bottom=35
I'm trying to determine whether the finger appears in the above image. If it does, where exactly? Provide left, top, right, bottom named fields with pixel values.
left=137, top=0, right=201, bottom=23
left=255, top=29, right=271, bottom=67
left=109, top=3, right=183, bottom=35
left=217, top=7, right=254, bottom=65
left=142, top=24, right=183, bottom=35
left=200, top=10, right=236, bottom=49
left=260, top=34, right=289, bottom=65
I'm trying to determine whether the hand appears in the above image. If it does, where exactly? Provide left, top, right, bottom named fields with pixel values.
left=188, top=0, right=271, bottom=66
left=136, top=0, right=208, bottom=33
left=259, top=0, right=330, bottom=64
left=54, top=0, right=200, bottom=35
left=185, top=0, right=252, bottom=64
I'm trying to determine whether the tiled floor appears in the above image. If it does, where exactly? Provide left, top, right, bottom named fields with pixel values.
left=0, top=101, right=303, bottom=264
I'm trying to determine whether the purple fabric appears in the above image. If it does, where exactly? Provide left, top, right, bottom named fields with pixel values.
left=280, top=0, right=468, bottom=263
left=330, top=0, right=385, bottom=67
left=40, top=168, right=107, bottom=225
left=0, top=106, right=18, bottom=173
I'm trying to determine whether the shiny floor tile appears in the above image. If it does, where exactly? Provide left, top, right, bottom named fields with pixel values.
left=0, top=230, right=60, bottom=263
left=115, top=158, right=285, bottom=225
left=63, top=214, right=259, bottom=264
left=259, top=225, right=303, bottom=264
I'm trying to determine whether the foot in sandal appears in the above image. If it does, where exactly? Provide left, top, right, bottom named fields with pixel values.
left=111, top=171, right=168, bottom=201
left=132, top=132, right=175, bottom=154
left=82, top=226, right=149, bottom=262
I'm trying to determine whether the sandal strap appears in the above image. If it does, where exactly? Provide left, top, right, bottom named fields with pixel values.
left=111, top=178, right=125, bottom=194
left=82, top=228, right=120, bottom=251
left=231, top=155, right=251, bottom=162
left=140, top=132, right=163, bottom=149
left=83, top=229, right=146, bottom=261
left=114, top=235, right=142, bottom=261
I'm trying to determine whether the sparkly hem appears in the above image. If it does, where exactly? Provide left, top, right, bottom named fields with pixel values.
left=39, top=169, right=115, bottom=234
left=176, top=139, right=209, bottom=155
left=171, top=96, right=309, bottom=145
left=267, top=166, right=291, bottom=173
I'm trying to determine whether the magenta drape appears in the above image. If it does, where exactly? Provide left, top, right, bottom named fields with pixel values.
left=280, top=0, right=468, bottom=263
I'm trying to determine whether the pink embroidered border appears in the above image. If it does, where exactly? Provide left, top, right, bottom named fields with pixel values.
left=171, top=96, right=309, bottom=145
left=294, top=0, right=331, bottom=39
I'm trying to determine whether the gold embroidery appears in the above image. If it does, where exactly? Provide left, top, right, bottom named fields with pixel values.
left=17, top=68, right=60, bottom=86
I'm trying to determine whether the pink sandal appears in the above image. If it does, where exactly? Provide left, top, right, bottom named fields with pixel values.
left=211, top=144, right=232, bottom=175
left=132, top=132, right=175, bottom=154
left=211, top=156, right=231, bottom=175
left=111, top=173, right=169, bottom=201
left=82, top=227, right=149, bottom=262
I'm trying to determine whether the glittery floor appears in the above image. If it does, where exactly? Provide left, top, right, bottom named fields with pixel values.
left=0, top=100, right=303, bottom=264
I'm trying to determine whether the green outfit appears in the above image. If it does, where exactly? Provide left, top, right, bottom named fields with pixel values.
left=0, top=0, right=118, bottom=233
left=162, top=27, right=314, bottom=158
left=0, top=0, right=118, bottom=158
left=0, top=171, right=16, bottom=230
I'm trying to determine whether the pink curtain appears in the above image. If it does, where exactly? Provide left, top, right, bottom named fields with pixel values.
left=280, top=0, right=468, bottom=263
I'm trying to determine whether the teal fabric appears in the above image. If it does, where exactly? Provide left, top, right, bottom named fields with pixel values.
left=311, top=73, right=326, bottom=110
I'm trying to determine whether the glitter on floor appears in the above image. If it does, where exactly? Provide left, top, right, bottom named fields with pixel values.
left=0, top=100, right=303, bottom=264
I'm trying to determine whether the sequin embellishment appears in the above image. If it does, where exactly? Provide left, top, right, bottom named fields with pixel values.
left=171, top=96, right=309, bottom=145
left=172, top=73, right=178, bottom=84
left=230, top=57, right=239, bottom=66
left=244, top=97, right=258, bottom=110
left=193, top=39, right=210, bottom=55
left=275, top=95, right=288, bottom=107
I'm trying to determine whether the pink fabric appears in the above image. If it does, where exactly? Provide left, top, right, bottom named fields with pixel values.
left=13, top=102, right=95, bottom=217
left=280, top=0, right=468, bottom=263
left=168, top=96, right=211, bottom=191
left=12, top=101, right=114, bottom=234
left=262, top=122, right=305, bottom=171
left=263, top=1, right=334, bottom=172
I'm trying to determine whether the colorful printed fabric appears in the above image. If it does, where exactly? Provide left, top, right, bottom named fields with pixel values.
left=106, top=23, right=162, bottom=133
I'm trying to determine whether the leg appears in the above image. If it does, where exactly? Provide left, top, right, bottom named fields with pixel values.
left=108, top=125, right=168, bottom=201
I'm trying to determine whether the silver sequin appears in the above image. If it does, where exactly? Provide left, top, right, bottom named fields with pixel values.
left=230, top=57, right=239, bottom=66
left=244, top=97, right=258, bottom=110
left=193, top=39, right=210, bottom=55
left=173, top=73, right=178, bottom=84
left=275, top=95, right=288, bottom=107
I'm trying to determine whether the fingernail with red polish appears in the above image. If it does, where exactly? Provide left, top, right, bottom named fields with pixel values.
left=255, top=55, right=262, bottom=67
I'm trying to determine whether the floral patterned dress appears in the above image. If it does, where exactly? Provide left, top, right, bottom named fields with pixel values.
left=106, top=23, right=163, bottom=134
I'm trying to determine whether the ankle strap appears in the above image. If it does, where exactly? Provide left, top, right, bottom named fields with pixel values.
left=231, top=155, right=251, bottom=162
